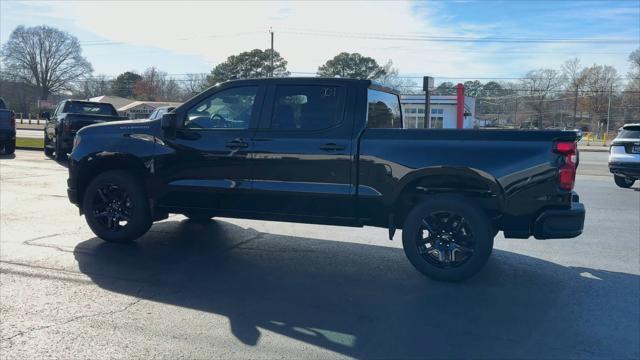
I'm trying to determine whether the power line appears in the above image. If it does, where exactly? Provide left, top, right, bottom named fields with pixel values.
left=276, top=28, right=638, bottom=44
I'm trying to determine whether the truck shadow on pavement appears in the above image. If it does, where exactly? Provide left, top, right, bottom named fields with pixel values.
left=74, top=219, right=639, bottom=359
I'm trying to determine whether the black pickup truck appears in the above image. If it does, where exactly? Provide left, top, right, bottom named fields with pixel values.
left=44, top=100, right=125, bottom=160
left=0, top=97, right=16, bottom=155
left=67, top=78, right=585, bottom=281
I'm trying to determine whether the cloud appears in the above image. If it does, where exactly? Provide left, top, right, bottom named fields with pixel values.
left=6, top=0, right=639, bottom=81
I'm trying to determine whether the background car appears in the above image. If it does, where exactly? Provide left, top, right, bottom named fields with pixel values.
left=608, top=123, right=640, bottom=188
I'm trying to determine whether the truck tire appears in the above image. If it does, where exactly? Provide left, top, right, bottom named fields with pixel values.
left=54, top=135, right=66, bottom=161
left=5, top=140, right=15, bottom=155
left=614, top=175, right=635, bottom=188
left=82, top=170, right=152, bottom=243
left=402, top=195, right=494, bottom=282
left=44, top=136, right=54, bottom=157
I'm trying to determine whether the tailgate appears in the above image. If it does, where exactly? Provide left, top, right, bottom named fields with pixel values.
left=0, top=111, right=14, bottom=130
left=67, top=115, right=121, bottom=133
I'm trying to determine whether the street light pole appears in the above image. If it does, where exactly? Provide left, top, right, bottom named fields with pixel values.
left=605, top=83, right=612, bottom=145
left=423, top=76, right=433, bottom=128
left=269, top=27, right=274, bottom=77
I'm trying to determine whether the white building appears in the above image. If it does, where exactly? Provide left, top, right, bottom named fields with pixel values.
left=118, top=101, right=181, bottom=119
left=400, top=94, right=476, bottom=129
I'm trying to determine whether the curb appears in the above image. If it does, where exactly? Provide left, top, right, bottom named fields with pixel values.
left=15, top=146, right=43, bottom=151
left=578, top=148, right=609, bottom=153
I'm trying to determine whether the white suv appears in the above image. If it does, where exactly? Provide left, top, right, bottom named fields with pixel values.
left=609, top=123, right=640, bottom=188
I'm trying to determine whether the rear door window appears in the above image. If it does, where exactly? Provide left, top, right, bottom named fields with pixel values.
left=270, top=85, right=345, bottom=131
left=367, top=89, right=402, bottom=128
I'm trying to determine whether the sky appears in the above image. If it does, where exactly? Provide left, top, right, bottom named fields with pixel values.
left=0, top=0, right=638, bottom=86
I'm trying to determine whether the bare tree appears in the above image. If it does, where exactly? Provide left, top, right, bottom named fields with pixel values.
left=0, top=25, right=93, bottom=100
left=580, top=65, right=620, bottom=128
left=182, top=73, right=209, bottom=98
left=624, top=49, right=640, bottom=123
left=520, top=69, right=564, bottom=128
left=74, top=75, right=112, bottom=99
left=561, top=58, right=586, bottom=127
left=377, top=60, right=418, bottom=92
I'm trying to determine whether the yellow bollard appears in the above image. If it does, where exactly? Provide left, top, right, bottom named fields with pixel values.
left=603, top=133, right=608, bottom=146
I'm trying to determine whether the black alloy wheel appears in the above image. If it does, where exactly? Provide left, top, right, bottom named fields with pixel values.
left=402, top=195, right=494, bottom=282
left=416, top=211, right=475, bottom=268
left=83, top=170, right=152, bottom=243
left=91, top=183, right=133, bottom=232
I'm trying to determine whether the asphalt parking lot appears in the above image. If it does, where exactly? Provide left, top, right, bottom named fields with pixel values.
left=1, top=150, right=638, bottom=359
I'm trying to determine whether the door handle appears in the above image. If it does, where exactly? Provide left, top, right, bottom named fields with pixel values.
left=226, top=139, right=249, bottom=149
left=319, top=143, right=346, bottom=151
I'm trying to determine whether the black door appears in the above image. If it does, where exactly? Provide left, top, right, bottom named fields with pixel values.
left=249, top=82, right=357, bottom=221
left=157, top=85, right=263, bottom=213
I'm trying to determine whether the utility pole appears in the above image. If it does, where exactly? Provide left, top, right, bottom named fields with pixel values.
left=423, top=76, right=433, bottom=128
left=269, top=27, right=274, bottom=77
left=572, top=85, right=578, bottom=129
left=605, top=83, right=612, bottom=145
left=514, top=95, right=519, bottom=128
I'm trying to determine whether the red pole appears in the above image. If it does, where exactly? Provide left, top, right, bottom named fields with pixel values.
left=456, top=83, right=464, bottom=129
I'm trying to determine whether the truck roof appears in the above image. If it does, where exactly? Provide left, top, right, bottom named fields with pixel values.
left=214, top=77, right=399, bottom=94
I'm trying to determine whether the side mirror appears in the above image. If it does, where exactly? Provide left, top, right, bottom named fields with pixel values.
left=161, top=113, right=177, bottom=138
left=41, top=111, right=50, bottom=120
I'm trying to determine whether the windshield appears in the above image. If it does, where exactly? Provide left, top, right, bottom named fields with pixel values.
left=65, top=102, right=117, bottom=116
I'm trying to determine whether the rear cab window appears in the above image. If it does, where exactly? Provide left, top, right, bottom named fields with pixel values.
left=367, top=88, right=402, bottom=128
left=64, top=102, right=117, bottom=116
left=270, top=85, right=345, bottom=131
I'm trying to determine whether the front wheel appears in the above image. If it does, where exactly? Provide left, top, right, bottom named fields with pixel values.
left=614, top=175, right=635, bottom=188
left=82, top=170, right=152, bottom=243
left=402, top=195, right=494, bottom=282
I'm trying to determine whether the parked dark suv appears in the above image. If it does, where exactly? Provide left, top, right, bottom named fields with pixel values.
left=67, top=78, right=585, bottom=281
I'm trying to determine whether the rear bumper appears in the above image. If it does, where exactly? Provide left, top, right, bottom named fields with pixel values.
left=609, top=162, right=640, bottom=178
left=533, top=201, right=585, bottom=239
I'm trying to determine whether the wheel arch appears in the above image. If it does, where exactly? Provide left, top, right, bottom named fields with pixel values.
left=390, top=167, right=505, bottom=229
left=76, top=153, right=151, bottom=208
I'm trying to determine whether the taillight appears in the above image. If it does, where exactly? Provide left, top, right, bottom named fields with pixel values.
left=554, top=141, right=577, bottom=191
left=63, top=119, right=70, bottom=134
left=10, top=113, right=15, bottom=128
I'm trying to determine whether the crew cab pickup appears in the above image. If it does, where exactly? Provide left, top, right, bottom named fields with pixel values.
left=44, top=100, right=126, bottom=160
left=0, top=97, right=16, bottom=155
left=67, top=78, right=585, bottom=281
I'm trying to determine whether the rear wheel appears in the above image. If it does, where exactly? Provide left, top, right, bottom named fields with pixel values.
left=402, top=195, right=494, bottom=282
left=54, top=135, right=66, bottom=161
left=4, top=140, right=15, bottom=155
left=44, top=135, right=54, bottom=157
left=82, top=170, right=152, bottom=243
left=614, top=175, right=635, bottom=188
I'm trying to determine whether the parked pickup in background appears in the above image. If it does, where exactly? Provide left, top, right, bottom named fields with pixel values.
left=0, top=97, right=16, bottom=155
left=67, top=78, right=585, bottom=281
left=44, top=100, right=126, bottom=160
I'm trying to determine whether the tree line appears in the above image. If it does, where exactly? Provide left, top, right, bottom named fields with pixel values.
left=0, top=25, right=638, bottom=130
